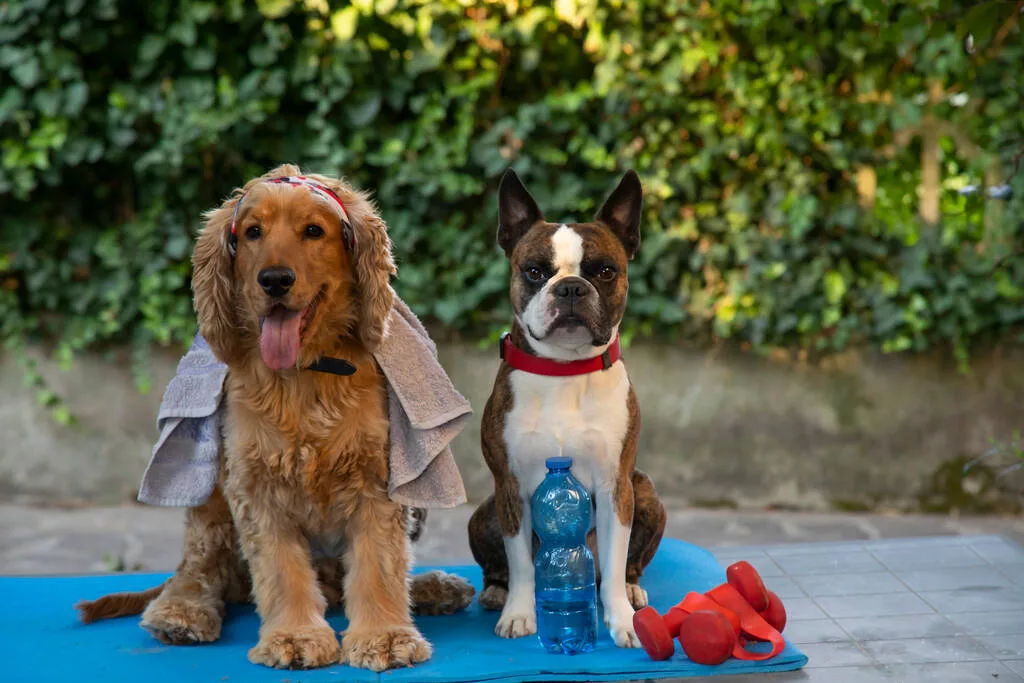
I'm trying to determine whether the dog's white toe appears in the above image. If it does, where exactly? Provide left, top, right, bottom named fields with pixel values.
left=604, top=598, right=641, bottom=648
left=610, top=622, right=642, bottom=648
left=495, top=593, right=536, bottom=638
left=495, top=611, right=536, bottom=638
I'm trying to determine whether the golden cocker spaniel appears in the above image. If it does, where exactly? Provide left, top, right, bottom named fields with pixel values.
left=76, top=164, right=473, bottom=671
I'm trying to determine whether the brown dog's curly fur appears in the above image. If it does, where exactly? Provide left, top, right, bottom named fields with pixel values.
left=75, top=165, right=474, bottom=671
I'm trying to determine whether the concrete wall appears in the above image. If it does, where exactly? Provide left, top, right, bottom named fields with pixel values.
left=2, top=342, right=1023, bottom=511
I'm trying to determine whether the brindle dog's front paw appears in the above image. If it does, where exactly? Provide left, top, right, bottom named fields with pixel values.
left=626, top=583, right=648, bottom=610
left=141, top=596, right=223, bottom=645
left=341, top=626, right=432, bottom=671
left=608, top=621, right=642, bottom=648
left=478, top=584, right=508, bottom=611
left=604, top=604, right=642, bottom=648
left=495, top=594, right=536, bottom=638
left=248, top=624, right=342, bottom=669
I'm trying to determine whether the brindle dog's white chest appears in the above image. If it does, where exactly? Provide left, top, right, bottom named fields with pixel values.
left=503, top=362, right=631, bottom=499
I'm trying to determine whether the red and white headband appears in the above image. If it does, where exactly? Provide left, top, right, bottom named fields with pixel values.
left=229, top=176, right=354, bottom=253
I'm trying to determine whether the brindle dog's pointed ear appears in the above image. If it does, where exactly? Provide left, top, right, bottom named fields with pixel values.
left=497, top=169, right=544, bottom=257
left=595, top=170, right=643, bottom=259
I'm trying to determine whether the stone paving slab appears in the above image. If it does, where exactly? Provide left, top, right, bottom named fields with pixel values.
left=2, top=503, right=1023, bottom=682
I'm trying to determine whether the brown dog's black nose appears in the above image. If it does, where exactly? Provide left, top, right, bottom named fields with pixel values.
left=554, top=277, right=589, bottom=300
left=258, top=266, right=295, bottom=298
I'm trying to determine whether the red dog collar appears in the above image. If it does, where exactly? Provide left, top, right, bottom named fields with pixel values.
left=229, top=176, right=353, bottom=253
left=500, top=332, right=621, bottom=376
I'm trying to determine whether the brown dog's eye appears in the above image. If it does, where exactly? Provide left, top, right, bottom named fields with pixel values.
left=597, top=266, right=617, bottom=281
left=245, top=225, right=261, bottom=240
left=524, top=266, right=547, bottom=283
left=305, top=224, right=325, bottom=239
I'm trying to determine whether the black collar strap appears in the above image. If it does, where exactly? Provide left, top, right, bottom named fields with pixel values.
left=306, top=356, right=357, bottom=376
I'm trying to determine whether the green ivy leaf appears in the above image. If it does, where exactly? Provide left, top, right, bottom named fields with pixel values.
left=64, top=81, right=88, bottom=114
left=331, top=6, right=359, bottom=41
left=824, top=270, right=847, bottom=305
left=186, top=47, right=216, bottom=71
left=35, top=389, right=58, bottom=407
left=10, top=56, right=41, bottom=88
left=51, top=404, right=75, bottom=426
left=138, top=35, right=166, bottom=63
left=248, top=43, right=276, bottom=67
left=956, top=1, right=1013, bottom=45
left=255, top=0, right=292, bottom=19
left=346, top=91, right=381, bottom=127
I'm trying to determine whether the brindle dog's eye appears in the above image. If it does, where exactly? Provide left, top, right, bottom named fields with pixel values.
left=245, top=225, right=262, bottom=240
left=305, top=224, right=325, bottom=239
left=524, top=266, right=546, bottom=283
left=597, top=265, right=617, bottom=281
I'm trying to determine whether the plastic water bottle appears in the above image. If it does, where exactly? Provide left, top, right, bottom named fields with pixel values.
left=532, top=456, right=598, bottom=655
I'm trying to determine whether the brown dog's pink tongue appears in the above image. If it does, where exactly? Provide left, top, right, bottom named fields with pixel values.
left=260, top=308, right=302, bottom=371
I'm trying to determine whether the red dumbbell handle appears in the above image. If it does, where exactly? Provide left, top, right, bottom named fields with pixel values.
left=678, top=593, right=741, bottom=635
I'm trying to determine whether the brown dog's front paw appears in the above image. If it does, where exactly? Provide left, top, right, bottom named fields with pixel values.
left=411, top=570, right=476, bottom=616
left=341, top=626, right=432, bottom=671
left=141, top=596, right=223, bottom=645
left=248, top=624, right=341, bottom=669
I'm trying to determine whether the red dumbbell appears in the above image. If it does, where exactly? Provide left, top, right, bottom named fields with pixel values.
left=726, top=561, right=768, bottom=611
left=677, top=611, right=738, bottom=664
left=674, top=592, right=743, bottom=664
left=634, top=591, right=743, bottom=664
left=702, top=582, right=785, bottom=661
left=633, top=560, right=787, bottom=665
left=761, top=590, right=787, bottom=632
left=726, top=561, right=787, bottom=632
left=633, top=601, right=689, bottom=661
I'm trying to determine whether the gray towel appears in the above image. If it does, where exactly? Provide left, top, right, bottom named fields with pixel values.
left=137, top=295, right=471, bottom=509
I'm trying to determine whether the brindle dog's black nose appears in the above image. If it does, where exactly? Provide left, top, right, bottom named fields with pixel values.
left=258, top=266, right=296, bottom=297
left=554, top=277, right=589, bottom=300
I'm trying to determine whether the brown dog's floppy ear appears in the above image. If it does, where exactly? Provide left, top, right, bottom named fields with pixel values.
left=497, top=169, right=545, bottom=257
left=350, top=210, right=396, bottom=352
left=595, top=170, right=643, bottom=259
left=191, top=195, right=242, bottom=364
left=305, top=172, right=396, bottom=351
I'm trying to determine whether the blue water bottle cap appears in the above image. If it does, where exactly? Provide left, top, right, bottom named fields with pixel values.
left=545, top=456, right=573, bottom=471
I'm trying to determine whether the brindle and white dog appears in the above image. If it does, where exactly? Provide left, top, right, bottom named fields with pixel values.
left=468, top=170, right=667, bottom=648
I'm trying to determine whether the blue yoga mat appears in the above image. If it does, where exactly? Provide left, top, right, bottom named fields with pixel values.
left=2, top=538, right=807, bottom=682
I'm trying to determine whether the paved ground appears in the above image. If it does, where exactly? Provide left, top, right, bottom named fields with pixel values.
left=704, top=534, right=1024, bottom=682
left=3, top=503, right=1023, bottom=682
